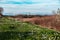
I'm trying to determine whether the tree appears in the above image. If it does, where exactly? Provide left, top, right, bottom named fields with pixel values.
left=52, top=10, right=56, bottom=15
left=56, top=8, right=60, bottom=21
left=0, top=7, right=3, bottom=17
left=57, top=8, right=60, bottom=15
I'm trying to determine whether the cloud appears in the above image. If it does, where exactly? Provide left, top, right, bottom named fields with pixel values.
left=0, top=2, right=59, bottom=15
left=0, top=0, right=39, bottom=4
left=0, top=0, right=59, bottom=4
left=0, top=0, right=60, bottom=15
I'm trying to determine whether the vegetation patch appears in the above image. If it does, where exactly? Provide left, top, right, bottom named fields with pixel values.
left=0, top=17, right=60, bottom=40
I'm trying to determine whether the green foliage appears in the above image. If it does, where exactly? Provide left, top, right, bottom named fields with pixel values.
left=0, top=17, right=60, bottom=40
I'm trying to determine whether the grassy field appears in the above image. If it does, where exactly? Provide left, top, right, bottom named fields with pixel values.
left=0, top=17, right=60, bottom=40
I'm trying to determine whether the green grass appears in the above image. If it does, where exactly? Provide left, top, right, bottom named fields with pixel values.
left=0, top=17, right=60, bottom=40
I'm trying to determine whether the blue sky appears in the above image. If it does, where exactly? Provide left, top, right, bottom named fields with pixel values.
left=0, top=0, right=60, bottom=15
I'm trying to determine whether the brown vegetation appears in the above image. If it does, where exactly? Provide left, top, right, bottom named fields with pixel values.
left=8, top=15, right=60, bottom=31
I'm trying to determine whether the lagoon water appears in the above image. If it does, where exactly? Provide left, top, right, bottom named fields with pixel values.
left=0, top=0, right=60, bottom=16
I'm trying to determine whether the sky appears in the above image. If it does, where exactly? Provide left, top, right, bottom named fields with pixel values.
left=0, top=0, right=60, bottom=15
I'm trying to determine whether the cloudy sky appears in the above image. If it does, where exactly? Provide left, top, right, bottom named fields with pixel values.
left=0, top=0, right=60, bottom=15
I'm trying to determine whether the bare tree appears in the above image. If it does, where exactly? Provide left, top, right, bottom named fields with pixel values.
left=52, top=10, right=56, bottom=15
left=0, top=7, right=3, bottom=17
left=57, top=8, right=60, bottom=15
left=56, top=8, right=60, bottom=21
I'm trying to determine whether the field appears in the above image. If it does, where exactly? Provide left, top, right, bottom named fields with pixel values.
left=0, top=17, right=60, bottom=40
